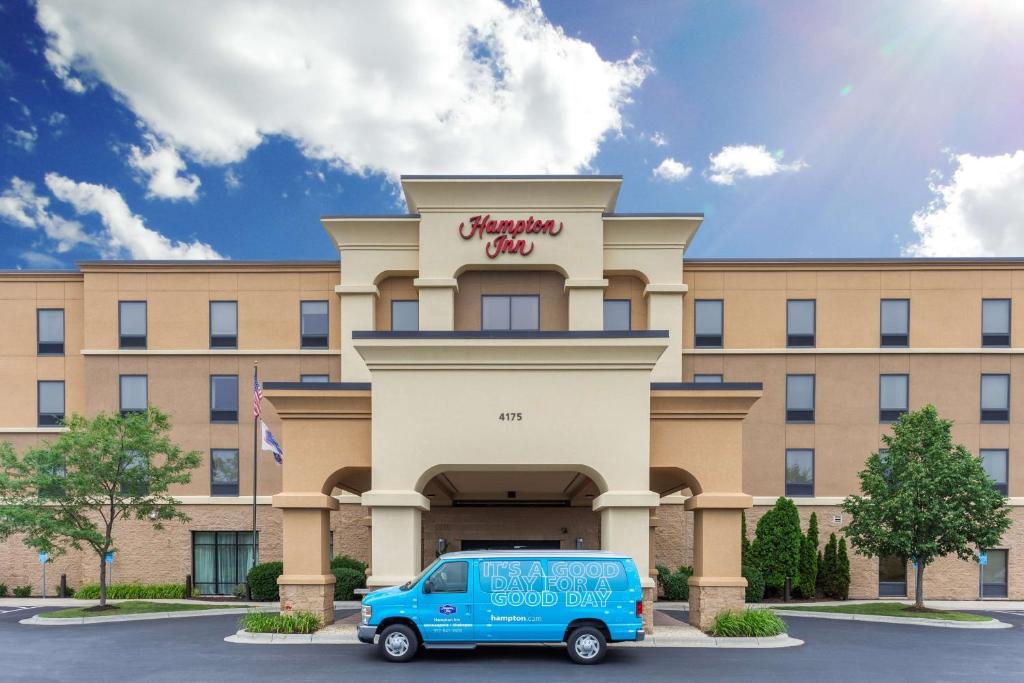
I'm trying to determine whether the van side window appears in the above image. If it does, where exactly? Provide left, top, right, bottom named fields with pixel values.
left=427, top=561, right=468, bottom=593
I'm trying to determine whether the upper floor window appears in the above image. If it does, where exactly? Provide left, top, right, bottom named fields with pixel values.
left=391, top=300, right=419, bottom=332
left=119, top=301, right=147, bottom=349
left=785, top=448, right=814, bottom=497
left=37, top=380, right=65, bottom=427
left=210, top=301, right=238, bottom=348
left=787, top=300, right=815, bottom=347
left=786, top=374, right=815, bottom=422
left=211, top=449, right=240, bottom=496
left=481, top=295, right=539, bottom=331
left=693, top=374, right=724, bottom=383
left=694, top=300, right=723, bottom=348
left=603, top=300, right=631, bottom=331
left=301, top=374, right=330, bottom=383
left=37, top=309, right=64, bottom=355
left=880, top=299, right=909, bottom=347
left=210, top=375, right=239, bottom=423
left=880, top=374, right=908, bottom=422
left=981, top=374, right=1010, bottom=422
left=982, top=299, right=1010, bottom=347
left=119, top=374, right=148, bottom=415
left=300, top=301, right=329, bottom=348
left=120, top=450, right=149, bottom=496
left=980, top=449, right=1008, bottom=496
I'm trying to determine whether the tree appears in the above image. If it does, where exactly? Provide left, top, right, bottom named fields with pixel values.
left=751, top=497, right=802, bottom=595
left=740, top=509, right=751, bottom=566
left=815, top=549, right=825, bottom=593
left=796, top=513, right=819, bottom=598
left=836, top=538, right=851, bottom=600
left=841, top=405, right=1010, bottom=609
left=822, top=533, right=838, bottom=598
left=0, top=409, right=201, bottom=607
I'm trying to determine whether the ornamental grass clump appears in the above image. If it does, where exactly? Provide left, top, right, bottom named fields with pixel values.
left=710, top=609, right=786, bottom=638
left=241, top=610, right=322, bottom=634
left=75, top=583, right=193, bottom=600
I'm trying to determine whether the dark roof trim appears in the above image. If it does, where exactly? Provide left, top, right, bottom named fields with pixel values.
left=262, top=382, right=370, bottom=391
left=686, top=257, right=1024, bottom=264
left=604, top=212, right=704, bottom=218
left=0, top=269, right=80, bottom=274
left=353, top=330, right=669, bottom=339
left=400, top=174, right=623, bottom=180
left=652, top=382, right=764, bottom=391
left=75, top=259, right=339, bottom=266
left=320, top=213, right=420, bottom=220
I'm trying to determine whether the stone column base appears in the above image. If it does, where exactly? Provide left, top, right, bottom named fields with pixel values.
left=688, top=584, right=744, bottom=631
left=642, top=585, right=655, bottom=634
left=280, top=579, right=335, bottom=626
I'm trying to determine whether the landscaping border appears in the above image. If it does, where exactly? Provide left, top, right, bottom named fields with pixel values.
left=773, top=610, right=1012, bottom=629
left=21, top=605, right=277, bottom=626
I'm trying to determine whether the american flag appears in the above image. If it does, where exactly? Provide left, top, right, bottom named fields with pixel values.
left=253, top=375, right=263, bottom=418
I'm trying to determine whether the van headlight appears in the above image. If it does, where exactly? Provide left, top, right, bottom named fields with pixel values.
left=361, top=605, right=372, bottom=623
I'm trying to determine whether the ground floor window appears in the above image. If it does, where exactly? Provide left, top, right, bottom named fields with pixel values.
left=980, top=549, right=1008, bottom=599
left=878, top=555, right=907, bottom=596
left=192, top=531, right=258, bottom=595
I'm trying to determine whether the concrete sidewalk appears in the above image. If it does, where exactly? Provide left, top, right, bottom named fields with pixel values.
left=655, top=599, right=1024, bottom=612
left=0, top=597, right=361, bottom=609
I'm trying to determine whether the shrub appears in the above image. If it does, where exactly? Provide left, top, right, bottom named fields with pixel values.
left=74, top=583, right=193, bottom=600
left=0, top=583, right=7, bottom=597
left=330, top=555, right=367, bottom=576
left=742, top=564, right=765, bottom=603
left=816, top=549, right=825, bottom=593
left=240, top=610, right=321, bottom=634
left=836, top=538, right=851, bottom=600
left=56, top=584, right=75, bottom=598
left=751, top=497, right=803, bottom=596
left=655, top=564, right=692, bottom=601
left=247, top=562, right=284, bottom=602
left=740, top=509, right=751, bottom=566
left=821, top=534, right=838, bottom=598
left=332, top=567, right=364, bottom=601
left=796, top=512, right=819, bottom=599
left=710, top=609, right=786, bottom=637
left=14, top=585, right=32, bottom=598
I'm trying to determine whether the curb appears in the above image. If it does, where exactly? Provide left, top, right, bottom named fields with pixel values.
left=21, top=606, right=278, bottom=626
left=774, top=610, right=1013, bottom=629
left=226, top=629, right=359, bottom=644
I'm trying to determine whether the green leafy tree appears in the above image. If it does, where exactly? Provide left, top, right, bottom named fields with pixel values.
left=836, top=538, right=851, bottom=600
left=751, top=497, right=802, bottom=595
left=841, top=405, right=1010, bottom=609
left=740, top=509, right=751, bottom=566
left=0, top=409, right=201, bottom=607
left=796, top=513, right=819, bottom=598
left=816, top=549, right=825, bottom=593
left=822, top=533, right=838, bottom=598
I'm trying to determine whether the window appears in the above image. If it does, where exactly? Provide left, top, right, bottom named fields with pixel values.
left=391, top=300, right=419, bottom=331
left=192, top=531, right=258, bottom=595
left=39, top=456, right=66, bottom=499
left=981, top=449, right=1009, bottom=496
left=880, top=374, right=908, bottom=422
left=878, top=556, right=907, bottom=597
left=603, top=300, right=631, bottom=331
left=37, top=380, right=65, bottom=427
left=301, top=374, right=330, bottom=383
left=880, top=299, right=909, bottom=347
left=300, top=300, right=329, bottom=348
left=693, top=374, right=724, bottom=383
left=481, top=295, right=539, bottom=331
left=980, top=549, right=1008, bottom=599
left=118, top=301, right=147, bottom=348
left=785, top=449, right=814, bottom=497
left=210, top=375, right=239, bottom=423
left=786, top=374, right=815, bottom=422
left=210, top=301, right=238, bottom=348
left=210, top=449, right=239, bottom=496
left=426, top=561, right=469, bottom=593
left=120, top=450, right=149, bottom=496
left=119, top=375, right=148, bottom=415
left=982, top=299, right=1010, bottom=347
left=787, top=300, right=815, bottom=347
left=981, top=374, right=1010, bottom=422
left=37, top=309, right=64, bottom=355
left=694, top=300, right=723, bottom=348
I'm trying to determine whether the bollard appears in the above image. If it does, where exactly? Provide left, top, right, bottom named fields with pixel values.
left=185, top=574, right=193, bottom=599
left=60, top=574, right=67, bottom=598
left=784, top=576, right=791, bottom=602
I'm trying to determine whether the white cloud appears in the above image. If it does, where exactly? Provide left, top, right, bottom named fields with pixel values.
left=652, top=157, right=692, bottom=182
left=20, top=250, right=65, bottom=269
left=705, top=144, right=807, bottom=185
left=224, top=168, right=241, bottom=191
left=127, top=133, right=201, bottom=201
left=5, top=125, right=38, bottom=151
left=0, top=177, right=93, bottom=252
left=904, top=150, right=1024, bottom=257
left=44, top=174, right=223, bottom=259
left=35, top=0, right=649, bottom=176
left=649, top=131, right=667, bottom=147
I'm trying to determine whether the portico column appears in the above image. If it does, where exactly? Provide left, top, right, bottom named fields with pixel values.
left=362, top=490, right=430, bottom=587
left=414, top=278, right=457, bottom=331
left=685, top=493, right=753, bottom=630
left=645, top=284, right=687, bottom=382
left=565, top=278, right=608, bottom=330
left=593, top=490, right=660, bottom=633
left=273, top=492, right=340, bottom=626
left=336, top=285, right=377, bottom=382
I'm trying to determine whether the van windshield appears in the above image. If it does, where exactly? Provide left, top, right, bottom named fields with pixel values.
left=400, top=559, right=439, bottom=591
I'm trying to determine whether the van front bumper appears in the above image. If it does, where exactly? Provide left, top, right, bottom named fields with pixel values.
left=357, top=625, right=377, bottom=644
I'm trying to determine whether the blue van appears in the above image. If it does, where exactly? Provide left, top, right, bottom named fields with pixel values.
left=357, top=550, right=645, bottom=664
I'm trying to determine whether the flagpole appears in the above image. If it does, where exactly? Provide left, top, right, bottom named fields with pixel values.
left=251, top=361, right=259, bottom=571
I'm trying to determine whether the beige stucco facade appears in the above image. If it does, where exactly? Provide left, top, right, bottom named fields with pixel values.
left=1, top=175, right=1020, bottom=633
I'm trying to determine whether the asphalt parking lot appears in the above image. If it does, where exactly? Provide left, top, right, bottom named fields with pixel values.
left=2, top=606, right=1022, bottom=682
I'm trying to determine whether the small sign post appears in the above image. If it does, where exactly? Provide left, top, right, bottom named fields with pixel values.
left=39, top=552, right=49, bottom=599
left=979, top=552, right=988, bottom=566
left=105, top=551, right=115, bottom=586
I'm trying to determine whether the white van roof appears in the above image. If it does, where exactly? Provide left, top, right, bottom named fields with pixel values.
left=438, top=550, right=632, bottom=560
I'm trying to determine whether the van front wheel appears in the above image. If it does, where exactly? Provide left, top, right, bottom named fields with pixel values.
left=378, top=624, right=418, bottom=663
left=567, top=626, right=607, bottom=665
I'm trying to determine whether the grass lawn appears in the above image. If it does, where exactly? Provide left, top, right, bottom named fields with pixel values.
left=40, top=601, right=237, bottom=619
left=773, top=602, right=991, bottom=622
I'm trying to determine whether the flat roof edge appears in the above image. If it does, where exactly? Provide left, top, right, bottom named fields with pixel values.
left=400, top=174, right=623, bottom=180
left=604, top=212, right=704, bottom=218
left=652, top=382, right=764, bottom=390
left=321, top=213, right=420, bottom=220
left=262, top=382, right=371, bottom=391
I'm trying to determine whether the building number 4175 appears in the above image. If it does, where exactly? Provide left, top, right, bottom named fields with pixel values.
left=498, top=412, right=523, bottom=421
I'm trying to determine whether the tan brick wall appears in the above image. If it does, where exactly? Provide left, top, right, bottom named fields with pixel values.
left=653, top=504, right=692, bottom=570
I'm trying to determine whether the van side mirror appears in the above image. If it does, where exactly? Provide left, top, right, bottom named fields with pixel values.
left=423, top=580, right=433, bottom=594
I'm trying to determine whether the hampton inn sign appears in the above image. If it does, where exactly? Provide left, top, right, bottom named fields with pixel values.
left=458, top=214, right=564, bottom=258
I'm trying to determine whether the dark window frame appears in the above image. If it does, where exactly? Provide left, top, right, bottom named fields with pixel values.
left=209, top=375, right=239, bottom=423
left=693, top=374, right=724, bottom=383
left=209, top=300, right=238, bottom=349
left=37, top=380, right=65, bottom=427
left=426, top=560, right=469, bottom=594
left=980, top=448, right=1009, bottom=496
left=300, top=300, right=330, bottom=349
left=119, top=374, right=148, bottom=415
left=981, top=298, right=1011, bottom=348
left=118, top=300, right=147, bottom=349
left=879, top=373, right=909, bottom=423
left=390, top=299, right=419, bottom=332
left=979, top=548, right=1008, bottom=599
left=785, top=448, right=815, bottom=497
left=210, top=448, right=240, bottom=496
left=37, top=308, right=65, bottom=356
left=786, top=299, right=816, bottom=348
left=694, top=299, right=724, bottom=348
left=300, top=374, right=330, bottom=383
left=786, top=374, right=816, bottom=423
left=878, top=555, right=908, bottom=597
left=119, top=450, right=149, bottom=496
left=980, top=373, right=1010, bottom=423
left=480, top=294, right=540, bottom=332
left=603, top=299, right=632, bottom=332
left=880, top=298, right=910, bottom=348
left=191, top=531, right=258, bottom=596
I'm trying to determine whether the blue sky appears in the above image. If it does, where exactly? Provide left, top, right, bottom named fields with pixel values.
left=1, top=0, right=1022, bottom=269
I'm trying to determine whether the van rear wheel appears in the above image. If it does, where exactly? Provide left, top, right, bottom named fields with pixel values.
left=567, top=626, right=607, bottom=665
left=378, top=624, right=418, bottom=663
